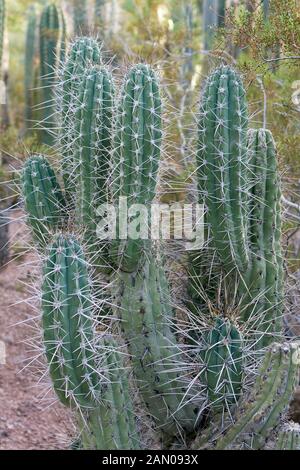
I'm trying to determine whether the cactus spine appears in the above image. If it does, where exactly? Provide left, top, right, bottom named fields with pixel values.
left=24, top=5, right=38, bottom=133
left=39, top=3, right=66, bottom=145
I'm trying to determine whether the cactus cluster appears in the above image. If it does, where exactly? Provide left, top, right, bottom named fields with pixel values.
left=20, top=36, right=300, bottom=450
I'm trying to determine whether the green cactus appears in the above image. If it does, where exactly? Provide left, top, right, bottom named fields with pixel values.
left=111, top=64, right=162, bottom=272
left=203, top=0, right=218, bottom=50
left=94, top=0, right=106, bottom=33
left=24, top=5, right=38, bottom=134
left=75, top=65, right=114, bottom=270
left=273, top=422, right=300, bottom=450
left=39, top=3, right=66, bottom=145
left=73, top=0, right=88, bottom=36
left=58, top=37, right=101, bottom=204
left=195, top=67, right=283, bottom=348
left=119, top=258, right=203, bottom=436
left=21, top=155, right=65, bottom=247
left=20, top=56, right=298, bottom=450
left=242, top=128, right=284, bottom=346
left=42, top=235, right=140, bottom=449
left=200, top=317, right=243, bottom=410
left=0, top=0, right=4, bottom=73
left=192, top=342, right=300, bottom=449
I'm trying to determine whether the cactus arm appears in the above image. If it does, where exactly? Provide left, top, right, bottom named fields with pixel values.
left=42, top=235, right=99, bottom=407
left=24, top=5, right=37, bottom=133
left=21, top=155, right=65, bottom=246
left=58, top=38, right=101, bottom=203
left=73, top=65, right=114, bottom=271
left=111, top=64, right=162, bottom=272
left=199, top=66, right=249, bottom=274
left=241, top=129, right=283, bottom=346
left=214, top=343, right=300, bottom=449
left=39, top=3, right=63, bottom=145
left=201, top=318, right=243, bottom=410
left=272, top=423, right=300, bottom=450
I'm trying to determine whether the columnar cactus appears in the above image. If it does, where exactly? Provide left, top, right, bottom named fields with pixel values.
left=203, top=0, right=218, bottom=50
left=75, top=65, right=114, bottom=269
left=119, top=258, right=203, bottom=435
left=20, top=47, right=299, bottom=450
left=42, top=235, right=140, bottom=449
left=273, top=422, right=300, bottom=450
left=94, top=0, right=106, bottom=33
left=21, top=155, right=65, bottom=247
left=0, top=0, right=4, bottom=73
left=24, top=5, right=38, bottom=133
left=111, top=64, right=162, bottom=272
left=192, top=342, right=300, bottom=449
left=57, top=37, right=101, bottom=203
left=72, top=0, right=88, bottom=36
left=194, top=66, right=283, bottom=349
left=39, top=3, right=66, bottom=145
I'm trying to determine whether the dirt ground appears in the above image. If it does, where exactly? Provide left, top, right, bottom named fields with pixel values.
left=0, top=211, right=74, bottom=450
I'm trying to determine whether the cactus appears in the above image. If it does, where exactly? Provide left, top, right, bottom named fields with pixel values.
left=119, top=258, right=203, bottom=436
left=111, top=64, right=162, bottom=272
left=21, top=155, right=65, bottom=246
left=24, top=5, right=38, bottom=134
left=0, top=0, right=4, bottom=73
left=203, top=0, right=218, bottom=50
left=58, top=37, right=101, bottom=204
left=39, top=3, right=66, bottom=145
left=200, top=317, right=243, bottom=410
left=192, top=342, right=300, bottom=449
left=20, top=53, right=299, bottom=450
left=73, top=0, right=88, bottom=36
left=42, top=235, right=140, bottom=449
left=273, top=422, right=300, bottom=450
left=75, top=65, right=114, bottom=269
left=195, top=67, right=283, bottom=349
left=94, top=0, right=106, bottom=33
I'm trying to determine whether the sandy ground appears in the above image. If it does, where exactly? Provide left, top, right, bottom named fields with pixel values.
left=0, top=211, right=74, bottom=450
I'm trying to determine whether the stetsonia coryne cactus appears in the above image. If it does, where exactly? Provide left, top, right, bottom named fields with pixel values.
left=24, top=5, right=38, bottom=134
left=58, top=37, right=101, bottom=204
left=39, top=3, right=66, bottom=145
left=42, top=234, right=140, bottom=449
left=20, top=46, right=300, bottom=450
left=73, top=0, right=88, bottom=36
left=194, top=66, right=283, bottom=348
